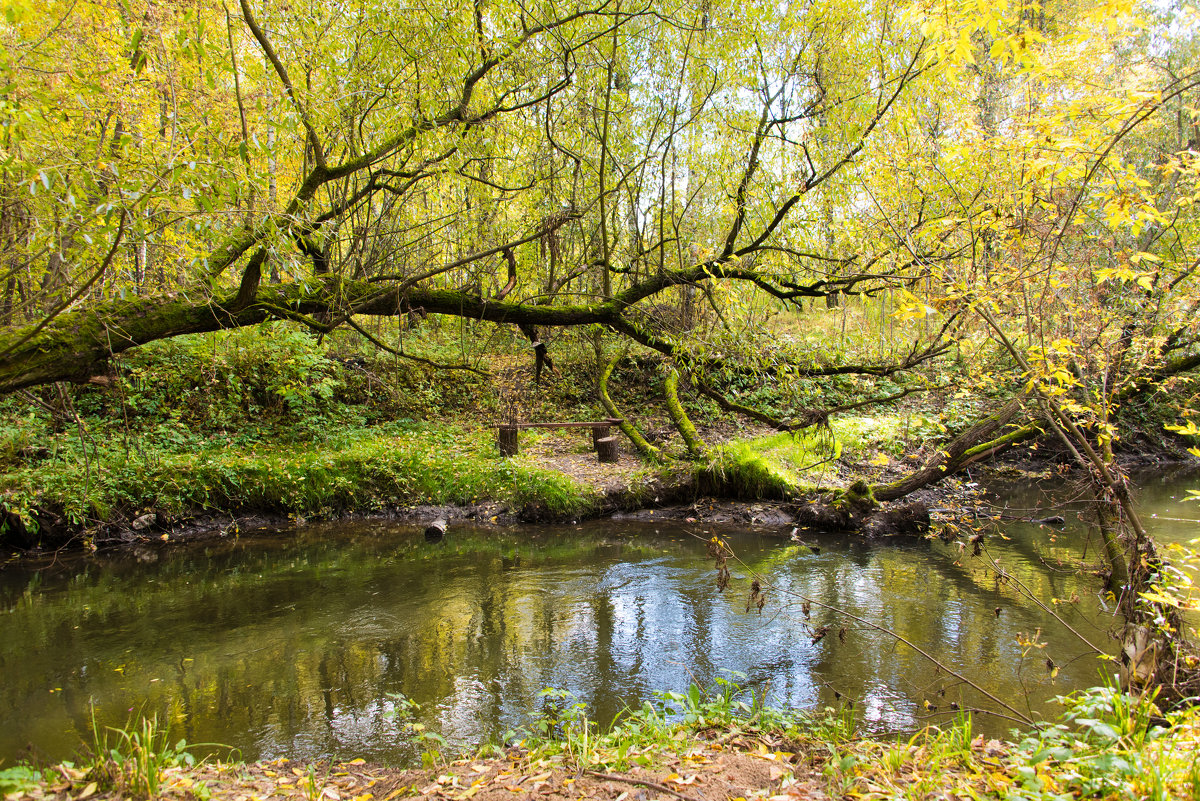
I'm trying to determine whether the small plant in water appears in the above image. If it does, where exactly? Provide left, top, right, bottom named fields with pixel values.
left=416, top=731, right=447, bottom=769
left=385, top=692, right=447, bottom=767
left=384, top=691, right=423, bottom=732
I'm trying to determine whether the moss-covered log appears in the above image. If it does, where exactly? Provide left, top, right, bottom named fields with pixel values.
left=663, top=368, right=707, bottom=459
left=0, top=254, right=919, bottom=395
left=0, top=278, right=623, bottom=394
left=872, top=400, right=1034, bottom=502
left=598, top=351, right=661, bottom=461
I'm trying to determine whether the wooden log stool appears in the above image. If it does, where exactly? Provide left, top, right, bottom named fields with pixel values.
left=498, top=425, right=519, bottom=457
left=595, top=435, right=619, bottom=463
left=590, top=425, right=610, bottom=449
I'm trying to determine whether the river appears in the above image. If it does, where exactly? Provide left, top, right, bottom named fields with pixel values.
left=1, top=470, right=1197, bottom=766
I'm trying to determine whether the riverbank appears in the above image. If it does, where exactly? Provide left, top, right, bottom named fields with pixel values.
left=1, top=410, right=1184, bottom=555
left=1, top=323, right=1191, bottom=554
left=3, top=682, right=1197, bottom=800
left=0, top=409, right=1013, bottom=553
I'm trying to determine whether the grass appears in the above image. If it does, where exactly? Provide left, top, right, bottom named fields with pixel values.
left=83, top=713, right=197, bottom=798
left=0, top=420, right=600, bottom=535
left=500, top=675, right=855, bottom=773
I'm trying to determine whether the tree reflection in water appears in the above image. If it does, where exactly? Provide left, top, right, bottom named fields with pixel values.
left=0, top=513, right=1124, bottom=765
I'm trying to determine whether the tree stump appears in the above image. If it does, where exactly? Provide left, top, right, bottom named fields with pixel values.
left=596, top=436, right=619, bottom=463
left=591, top=426, right=611, bottom=450
left=425, top=518, right=447, bottom=542
left=498, top=426, right=519, bottom=457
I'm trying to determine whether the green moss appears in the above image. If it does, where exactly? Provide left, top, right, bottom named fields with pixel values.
left=698, top=431, right=836, bottom=499
left=960, top=425, right=1037, bottom=459
left=832, top=478, right=877, bottom=515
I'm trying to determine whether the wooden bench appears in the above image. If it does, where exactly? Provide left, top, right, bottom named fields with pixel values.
left=497, top=418, right=624, bottom=462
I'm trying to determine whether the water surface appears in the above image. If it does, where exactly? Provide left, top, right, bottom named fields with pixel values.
left=2, top=491, right=1170, bottom=766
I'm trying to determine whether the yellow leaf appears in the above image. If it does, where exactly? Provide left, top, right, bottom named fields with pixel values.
left=667, top=774, right=700, bottom=785
left=1140, top=590, right=1181, bottom=608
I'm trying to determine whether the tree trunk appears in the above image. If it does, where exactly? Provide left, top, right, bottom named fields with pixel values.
left=498, top=426, right=518, bottom=457
left=424, top=518, right=447, bottom=542
left=598, top=350, right=661, bottom=460
left=873, top=400, right=1029, bottom=501
left=664, top=368, right=706, bottom=458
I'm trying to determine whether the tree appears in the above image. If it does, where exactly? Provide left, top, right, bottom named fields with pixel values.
left=0, top=0, right=941, bottom=395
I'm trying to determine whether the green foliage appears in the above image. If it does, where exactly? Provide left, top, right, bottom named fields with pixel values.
left=118, top=323, right=341, bottom=425
left=0, top=766, right=45, bottom=796
left=86, top=714, right=195, bottom=798
left=1007, top=684, right=1183, bottom=800
left=0, top=410, right=39, bottom=469
left=833, top=683, right=1200, bottom=799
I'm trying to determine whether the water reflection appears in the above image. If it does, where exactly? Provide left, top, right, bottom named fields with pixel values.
left=0, top=511, right=1134, bottom=766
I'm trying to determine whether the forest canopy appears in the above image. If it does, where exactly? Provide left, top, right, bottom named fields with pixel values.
left=0, top=0, right=1197, bottom=430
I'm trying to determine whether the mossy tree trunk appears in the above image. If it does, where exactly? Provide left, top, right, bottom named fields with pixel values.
left=663, top=368, right=706, bottom=459
left=597, top=350, right=661, bottom=461
left=872, top=400, right=1032, bottom=502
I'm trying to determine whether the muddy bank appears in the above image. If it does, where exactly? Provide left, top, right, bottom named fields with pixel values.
left=0, top=470, right=692, bottom=553
left=3, top=474, right=977, bottom=557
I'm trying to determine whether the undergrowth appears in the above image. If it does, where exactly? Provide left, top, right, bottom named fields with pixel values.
left=504, top=678, right=1200, bottom=800
left=83, top=714, right=198, bottom=798
left=496, top=675, right=855, bottom=774
left=838, top=682, right=1200, bottom=800
left=5, top=679, right=1199, bottom=800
